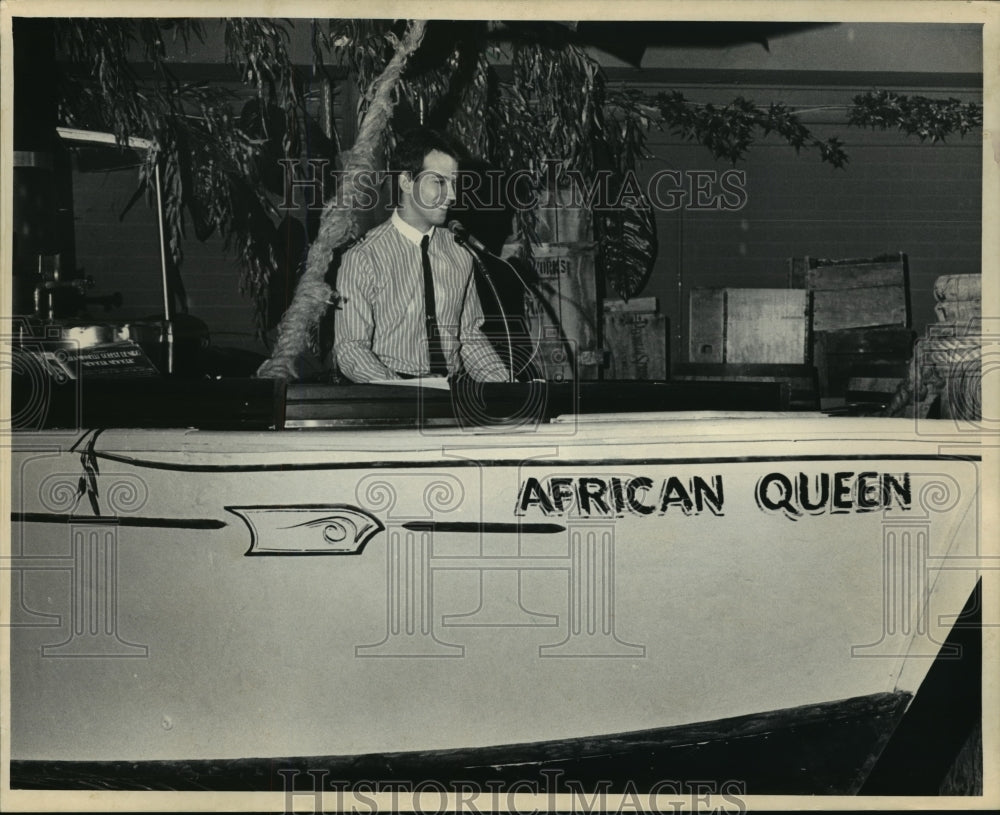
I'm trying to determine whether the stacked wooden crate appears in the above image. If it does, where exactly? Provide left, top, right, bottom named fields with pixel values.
left=789, top=254, right=909, bottom=333
left=788, top=253, right=914, bottom=407
left=688, top=288, right=809, bottom=365
left=683, top=287, right=818, bottom=409
left=682, top=254, right=916, bottom=411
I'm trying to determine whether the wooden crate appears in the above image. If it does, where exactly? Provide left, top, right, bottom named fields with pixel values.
left=688, top=289, right=726, bottom=363
left=502, top=241, right=600, bottom=381
left=502, top=190, right=600, bottom=381
left=688, top=288, right=809, bottom=364
left=813, top=326, right=915, bottom=398
left=788, top=254, right=909, bottom=332
left=603, top=297, right=668, bottom=380
left=845, top=360, right=910, bottom=412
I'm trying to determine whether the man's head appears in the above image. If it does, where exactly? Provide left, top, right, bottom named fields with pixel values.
left=392, top=128, right=465, bottom=231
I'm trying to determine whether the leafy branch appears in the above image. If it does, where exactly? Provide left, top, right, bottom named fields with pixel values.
left=611, top=89, right=850, bottom=168
left=55, top=18, right=309, bottom=332
left=848, top=89, right=982, bottom=142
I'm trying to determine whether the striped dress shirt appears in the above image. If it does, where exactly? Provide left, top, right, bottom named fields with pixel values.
left=334, top=211, right=509, bottom=383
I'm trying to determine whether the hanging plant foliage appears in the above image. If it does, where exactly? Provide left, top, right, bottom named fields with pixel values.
left=596, top=193, right=658, bottom=301
left=848, top=89, right=982, bottom=141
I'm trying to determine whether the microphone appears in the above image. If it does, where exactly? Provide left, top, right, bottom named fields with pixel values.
left=447, top=220, right=489, bottom=254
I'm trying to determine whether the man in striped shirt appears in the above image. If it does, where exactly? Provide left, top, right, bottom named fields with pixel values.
left=333, top=129, right=509, bottom=383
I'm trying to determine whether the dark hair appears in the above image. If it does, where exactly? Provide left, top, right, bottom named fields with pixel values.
left=390, top=127, right=466, bottom=177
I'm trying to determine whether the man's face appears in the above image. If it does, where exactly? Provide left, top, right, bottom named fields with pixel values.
left=400, top=149, right=458, bottom=230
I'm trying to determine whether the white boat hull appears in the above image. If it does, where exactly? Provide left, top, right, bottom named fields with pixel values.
left=8, top=417, right=982, bottom=768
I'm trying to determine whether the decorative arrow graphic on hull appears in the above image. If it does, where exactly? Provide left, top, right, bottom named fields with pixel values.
left=227, top=505, right=385, bottom=556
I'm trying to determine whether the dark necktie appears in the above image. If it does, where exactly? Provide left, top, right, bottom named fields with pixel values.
left=421, top=234, right=448, bottom=375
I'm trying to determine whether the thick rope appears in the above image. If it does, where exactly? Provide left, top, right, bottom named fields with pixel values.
left=883, top=334, right=981, bottom=419
left=256, top=20, right=428, bottom=380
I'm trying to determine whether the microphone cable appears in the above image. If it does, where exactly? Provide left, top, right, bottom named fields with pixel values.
left=457, top=244, right=515, bottom=383
left=449, top=220, right=548, bottom=379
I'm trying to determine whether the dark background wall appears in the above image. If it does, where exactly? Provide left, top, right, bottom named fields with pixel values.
left=71, top=168, right=258, bottom=348
left=627, top=79, right=981, bottom=357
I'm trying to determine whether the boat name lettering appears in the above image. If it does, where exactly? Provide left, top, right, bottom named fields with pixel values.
left=514, top=472, right=912, bottom=520
left=755, top=472, right=911, bottom=519
left=515, top=475, right=724, bottom=517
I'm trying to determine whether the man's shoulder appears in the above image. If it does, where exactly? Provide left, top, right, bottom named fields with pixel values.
left=344, top=218, right=397, bottom=257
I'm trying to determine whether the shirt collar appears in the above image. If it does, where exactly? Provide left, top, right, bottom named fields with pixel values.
left=391, top=209, right=434, bottom=246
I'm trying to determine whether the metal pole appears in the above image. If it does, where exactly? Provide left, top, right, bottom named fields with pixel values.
left=154, top=162, right=173, bottom=374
